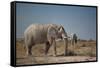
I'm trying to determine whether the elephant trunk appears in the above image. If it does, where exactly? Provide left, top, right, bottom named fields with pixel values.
left=63, top=37, right=68, bottom=56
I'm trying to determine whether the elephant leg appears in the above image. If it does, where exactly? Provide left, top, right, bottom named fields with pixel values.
left=26, top=45, right=33, bottom=56
left=53, top=40, right=57, bottom=57
left=45, top=41, right=51, bottom=55
left=64, top=38, right=68, bottom=56
left=26, top=46, right=28, bottom=56
left=47, top=37, right=57, bottom=56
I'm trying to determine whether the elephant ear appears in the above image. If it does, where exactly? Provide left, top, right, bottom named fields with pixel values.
left=47, top=26, right=58, bottom=39
left=58, top=26, right=68, bottom=39
left=58, top=26, right=65, bottom=33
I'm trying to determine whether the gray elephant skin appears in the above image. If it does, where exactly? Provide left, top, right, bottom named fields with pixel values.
left=24, top=24, right=68, bottom=57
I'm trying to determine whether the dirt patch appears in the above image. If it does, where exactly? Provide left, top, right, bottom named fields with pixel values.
left=16, top=40, right=97, bottom=65
left=16, top=56, right=96, bottom=65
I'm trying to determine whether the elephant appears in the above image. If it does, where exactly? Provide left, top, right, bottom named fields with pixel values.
left=24, top=24, right=68, bottom=57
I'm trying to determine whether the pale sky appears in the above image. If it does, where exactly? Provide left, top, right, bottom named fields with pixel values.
left=16, top=3, right=97, bottom=40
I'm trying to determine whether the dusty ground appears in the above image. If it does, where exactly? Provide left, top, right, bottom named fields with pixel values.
left=16, top=39, right=97, bottom=65
left=16, top=56, right=96, bottom=65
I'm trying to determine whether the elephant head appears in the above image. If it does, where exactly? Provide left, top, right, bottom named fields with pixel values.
left=57, top=26, right=68, bottom=39
left=46, top=25, right=68, bottom=56
left=57, top=26, right=68, bottom=55
left=47, top=25, right=68, bottom=41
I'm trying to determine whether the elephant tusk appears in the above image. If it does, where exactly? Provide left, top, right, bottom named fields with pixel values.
left=62, top=34, right=68, bottom=39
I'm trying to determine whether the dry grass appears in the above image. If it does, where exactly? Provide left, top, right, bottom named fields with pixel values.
left=16, top=39, right=97, bottom=65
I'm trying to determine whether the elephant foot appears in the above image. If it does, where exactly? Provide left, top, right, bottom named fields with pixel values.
left=26, top=53, right=33, bottom=58
left=64, top=52, right=68, bottom=56
left=64, top=54, right=67, bottom=56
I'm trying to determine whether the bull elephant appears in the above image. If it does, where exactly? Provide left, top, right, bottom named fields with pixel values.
left=24, top=24, right=68, bottom=57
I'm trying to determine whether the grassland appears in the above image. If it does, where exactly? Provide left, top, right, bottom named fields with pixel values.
left=16, top=39, right=97, bottom=65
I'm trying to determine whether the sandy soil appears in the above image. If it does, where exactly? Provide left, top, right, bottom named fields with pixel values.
left=16, top=56, right=96, bottom=65
left=16, top=40, right=97, bottom=65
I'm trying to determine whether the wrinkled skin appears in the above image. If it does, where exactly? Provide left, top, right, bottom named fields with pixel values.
left=24, top=24, right=68, bottom=57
